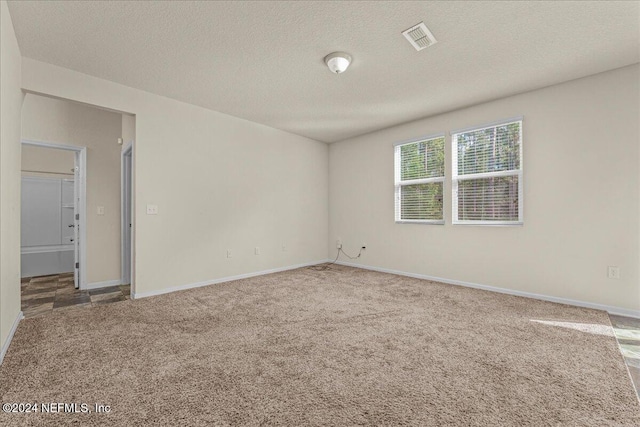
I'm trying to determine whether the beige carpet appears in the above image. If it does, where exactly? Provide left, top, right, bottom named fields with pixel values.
left=1, top=265, right=638, bottom=426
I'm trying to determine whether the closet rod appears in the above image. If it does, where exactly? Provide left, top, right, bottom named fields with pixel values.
left=21, top=169, right=74, bottom=176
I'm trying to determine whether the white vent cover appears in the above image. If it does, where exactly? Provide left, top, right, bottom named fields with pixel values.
left=402, top=22, right=437, bottom=51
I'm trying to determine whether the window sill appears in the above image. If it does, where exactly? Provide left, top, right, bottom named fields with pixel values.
left=395, top=220, right=445, bottom=225
left=452, top=221, right=523, bottom=227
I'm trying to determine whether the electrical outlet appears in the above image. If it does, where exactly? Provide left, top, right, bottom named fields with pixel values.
left=255, top=247, right=260, bottom=255
left=336, top=239, right=342, bottom=249
left=607, top=266, right=620, bottom=279
left=226, top=249, right=232, bottom=258
left=146, top=204, right=158, bottom=215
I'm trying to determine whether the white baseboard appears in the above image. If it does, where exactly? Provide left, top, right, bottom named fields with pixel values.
left=0, top=311, right=24, bottom=366
left=132, top=259, right=331, bottom=299
left=335, top=261, right=640, bottom=319
left=81, top=279, right=121, bottom=291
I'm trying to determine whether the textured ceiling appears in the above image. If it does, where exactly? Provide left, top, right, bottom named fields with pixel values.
left=7, top=1, right=640, bottom=143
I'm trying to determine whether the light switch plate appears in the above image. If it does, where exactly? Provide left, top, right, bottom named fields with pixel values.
left=146, top=204, right=158, bottom=215
left=97, top=206, right=105, bottom=215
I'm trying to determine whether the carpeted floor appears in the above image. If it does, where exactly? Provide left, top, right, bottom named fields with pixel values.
left=1, top=265, right=639, bottom=426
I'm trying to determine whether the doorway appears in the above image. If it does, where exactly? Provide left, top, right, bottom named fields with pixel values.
left=19, top=94, right=135, bottom=318
left=21, top=140, right=87, bottom=290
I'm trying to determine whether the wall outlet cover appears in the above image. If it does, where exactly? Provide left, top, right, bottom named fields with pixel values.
left=607, top=266, right=620, bottom=279
left=146, top=204, right=158, bottom=215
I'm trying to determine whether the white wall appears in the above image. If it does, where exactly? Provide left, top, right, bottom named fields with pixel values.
left=329, top=64, right=640, bottom=313
left=21, top=58, right=329, bottom=296
left=0, top=0, right=23, bottom=354
left=22, top=145, right=74, bottom=178
left=22, top=95, right=123, bottom=285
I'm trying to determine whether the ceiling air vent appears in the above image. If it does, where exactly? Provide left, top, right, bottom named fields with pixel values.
left=402, top=22, right=437, bottom=51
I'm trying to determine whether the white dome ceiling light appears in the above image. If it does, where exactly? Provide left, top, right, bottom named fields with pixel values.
left=324, top=52, right=352, bottom=74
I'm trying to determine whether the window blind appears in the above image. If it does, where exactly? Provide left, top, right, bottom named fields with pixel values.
left=452, top=120, right=522, bottom=224
left=394, top=135, right=445, bottom=223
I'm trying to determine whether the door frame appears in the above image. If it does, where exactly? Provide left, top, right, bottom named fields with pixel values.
left=21, top=139, right=87, bottom=289
left=120, top=140, right=134, bottom=293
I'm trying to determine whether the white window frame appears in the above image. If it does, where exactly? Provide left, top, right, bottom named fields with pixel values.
left=451, top=117, right=523, bottom=226
left=394, top=134, right=445, bottom=225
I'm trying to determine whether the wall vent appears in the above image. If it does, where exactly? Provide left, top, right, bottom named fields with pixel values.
left=402, top=22, right=437, bottom=51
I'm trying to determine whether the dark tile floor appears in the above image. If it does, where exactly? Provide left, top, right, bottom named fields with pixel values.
left=21, top=273, right=130, bottom=318
left=609, top=314, right=640, bottom=399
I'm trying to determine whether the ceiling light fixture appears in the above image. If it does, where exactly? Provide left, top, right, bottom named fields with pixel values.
left=324, top=52, right=352, bottom=74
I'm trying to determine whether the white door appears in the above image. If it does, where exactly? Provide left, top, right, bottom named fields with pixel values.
left=73, top=156, right=80, bottom=289
left=122, top=149, right=132, bottom=285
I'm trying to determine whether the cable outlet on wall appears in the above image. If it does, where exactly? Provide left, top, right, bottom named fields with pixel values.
left=361, top=243, right=367, bottom=250
left=336, top=239, right=342, bottom=249
left=255, top=247, right=260, bottom=255
left=607, top=266, right=620, bottom=279
left=226, top=249, right=232, bottom=258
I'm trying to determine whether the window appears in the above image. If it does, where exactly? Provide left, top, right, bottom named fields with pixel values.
left=394, top=135, right=445, bottom=223
left=452, top=118, right=522, bottom=225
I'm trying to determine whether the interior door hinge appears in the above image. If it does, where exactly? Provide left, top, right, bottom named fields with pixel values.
left=75, top=262, right=79, bottom=269
left=75, top=214, right=79, bottom=220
